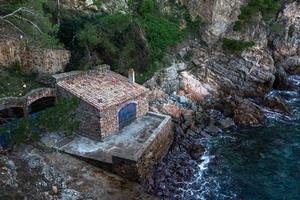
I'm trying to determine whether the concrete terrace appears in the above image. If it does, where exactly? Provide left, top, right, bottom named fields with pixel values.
left=41, top=112, right=173, bottom=182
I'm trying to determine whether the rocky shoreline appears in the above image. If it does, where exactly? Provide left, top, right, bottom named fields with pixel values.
left=144, top=77, right=299, bottom=199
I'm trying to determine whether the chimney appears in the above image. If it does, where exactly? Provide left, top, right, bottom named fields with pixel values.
left=128, top=68, right=135, bottom=83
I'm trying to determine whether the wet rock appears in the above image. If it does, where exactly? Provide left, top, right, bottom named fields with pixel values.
left=204, top=125, right=222, bottom=135
left=199, top=131, right=212, bottom=138
left=274, top=65, right=290, bottom=89
left=285, top=56, right=300, bottom=75
left=218, top=118, right=235, bottom=129
left=189, top=143, right=205, bottom=160
left=233, top=99, right=266, bottom=126
left=263, top=95, right=292, bottom=114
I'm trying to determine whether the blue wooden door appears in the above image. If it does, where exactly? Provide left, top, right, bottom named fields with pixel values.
left=118, top=103, right=136, bottom=130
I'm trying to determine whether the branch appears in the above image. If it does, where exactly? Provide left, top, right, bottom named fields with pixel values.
left=14, top=15, right=42, bottom=33
left=0, top=7, right=42, bottom=35
left=0, top=7, right=26, bottom=19
left=0, top=18, right=25, bottom=34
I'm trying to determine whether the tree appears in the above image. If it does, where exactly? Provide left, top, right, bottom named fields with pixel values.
left=0, top=0, right=60, bottom=47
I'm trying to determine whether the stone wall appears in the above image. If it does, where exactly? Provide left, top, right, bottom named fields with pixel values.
left=0, top=39, right=70, bottom=75
left=22, top=48, right=70, bottom=74
left=0, top=39, right=24, bottom=66
left=57, top=85, right=149, bottom=140
left=56, top=85, right=101, bottom=140
left=112, top=112, right=174, bottom=183
left=0, top=88, right=57, bottom=119
left=137, top=113, right=173, bottom=182
left=100, top=92, right=149, bottom=138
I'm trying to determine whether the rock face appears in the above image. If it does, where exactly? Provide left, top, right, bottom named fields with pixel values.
left=62, top=0, right=128, bottom=13
left=193, top=47, right=276, bottom=97
left=272, top=2, right=300, bottom=75
left=0, top=39, right=70, bottom=75
left=233, top=99, right=266, bottom=126
left=179, top=0, right=245, bottom=43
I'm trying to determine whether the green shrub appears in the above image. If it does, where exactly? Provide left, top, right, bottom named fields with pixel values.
left=222, top=38, right=255, bottom=54
left=270, top=23, right=285, bottom=35
left=184, top=11, right=204, bottom=37
left=0, top=0, right=62, bottom=48
left=0, top=97, right=80, bottom=145
left=137, top=15, right=184, bottom=82
left=138, top=15, right=184, bottom=60
left=138, top=0, right=156, bottom=15
left=234, top=0, right=283, bottom=31
left=0, top=63, right=43, bottom=98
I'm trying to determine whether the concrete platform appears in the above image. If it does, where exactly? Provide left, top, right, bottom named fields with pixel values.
left=41, top=112, right=173, bottom=183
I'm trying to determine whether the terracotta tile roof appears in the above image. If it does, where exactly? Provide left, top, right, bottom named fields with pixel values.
left=57, top=70, right=148, bottom=110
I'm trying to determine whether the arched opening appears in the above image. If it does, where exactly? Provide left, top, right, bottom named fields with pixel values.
left=118, top=103, right=137, bottom=130
left=0, top=107, right=24, bottom=124
left=28, top=96, right=56, bottom=114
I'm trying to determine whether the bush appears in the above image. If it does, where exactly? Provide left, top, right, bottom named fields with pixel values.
left=138, top=15, right=184, bottom=60
left=137, top=15, right=184, bottom=82
left=0, top=97, right=80, bottom=145
left=138, top=0, right=156, bottom=16
left=0, top=63, right=43, bottom=98
left=234, top=0, right=283, bottom=31
left=0, top=0, right=62, bottom=48
left=222, top=38, right=255, bottom=54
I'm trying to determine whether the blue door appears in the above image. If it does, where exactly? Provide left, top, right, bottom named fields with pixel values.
left=118, top=103, right=136, bottom=130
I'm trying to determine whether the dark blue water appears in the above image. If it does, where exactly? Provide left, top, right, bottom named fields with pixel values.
left=177, top=76, right=300, bottom=200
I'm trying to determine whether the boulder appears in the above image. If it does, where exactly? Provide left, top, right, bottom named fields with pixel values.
left=218, top=118, right=235, bottom=129
left=263, top=96, right=292, bottom=114
left=273, top=65, right=290, bottom=89
left=189, top=143, right=205, bottom=160
left=204, top=125, right=222, bottom=135
left=233, top=99, right=266, bottom=126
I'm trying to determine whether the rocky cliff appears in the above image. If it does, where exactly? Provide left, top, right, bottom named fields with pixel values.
left=146, top=0, right=300, bottom=126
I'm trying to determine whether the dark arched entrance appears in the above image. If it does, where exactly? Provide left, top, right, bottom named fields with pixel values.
left=118, top=103, right=137, bottom=130
left=28, top=96, right=56, bottom=114
left=0, top=107, right=24, bottom=124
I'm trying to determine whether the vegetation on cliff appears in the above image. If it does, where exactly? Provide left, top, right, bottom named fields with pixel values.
left=0, top=63, right=43, bottom=98
left=222, top=38, right=255, bottom=54
left=0, top=0, right=61, bottom=47
left=57, top=0, right=194, bottom=83
left=234, top=0, right=283, bottom=31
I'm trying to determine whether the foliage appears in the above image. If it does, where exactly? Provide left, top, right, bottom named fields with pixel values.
left=137, top=14, right=184, bottom=82
left=234, top=0, right=283, bottom=31
left=35, top=97, right=80, bottom=134
left=183, top=11, right=204, bottom=37
left=0, top=0, right=61, bottom=47
left=0, top=97, right=80, bottom=145
left=270, top=23, right=285, bottom=35
left=138, top=15, right=184, bottom=62
left=0, top=62, right=43, bottom=98
left=138, top=0, right=156, bottom=16
left=222, top=38, right=255, bottom=54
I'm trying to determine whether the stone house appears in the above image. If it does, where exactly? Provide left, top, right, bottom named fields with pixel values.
left=54, top=69, right=149, bottom=140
